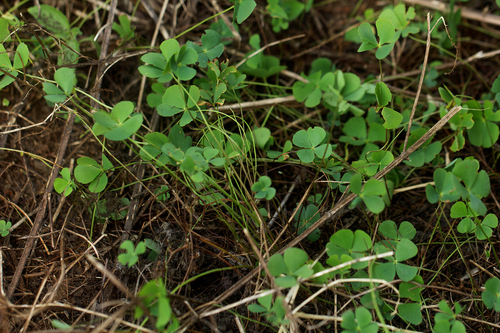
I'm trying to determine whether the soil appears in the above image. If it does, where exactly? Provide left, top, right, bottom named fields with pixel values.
left=1, top=0, right=500, bottom=332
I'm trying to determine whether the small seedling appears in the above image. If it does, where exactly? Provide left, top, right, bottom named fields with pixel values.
left=118, top=240, right=146, bottom=267
left=292, top=126, right=332, bottom=163
left=294, top=203, right=321, bottom=242
left=54, top=167, right=76, bottom=196
left=92, top=101, right=143, bottom=141
left=374, top=220, right=418, bottom=282
left=251, top=176, right=276, bottom=200
left=0, top=42, right=30, bottom=91
left=482, top=277, right=500, bottom=311
left=0, top=220, right=11, bottom=237
left=433, top=301, right=466, bottom=333
left=135, top=278, right=179, bottom=332
left=112, top=15, right=135, bottom=41
left=267, top=248, right=313, bottom=288
left=341, top=307, right=378, bottom=333
left=155, top=185, right=170, bottom=202
left=248, top=294, right=288, bottom=326
left=349, top=173, right=387, bottom=214
left=74, top=155, right=113, bottom=193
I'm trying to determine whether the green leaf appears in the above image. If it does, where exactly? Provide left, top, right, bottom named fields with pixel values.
left=375, top=262, right=396, bottom=281
left=363, top=196, right=385, bottom=214
left=376, top=19, right=396, bottom=45
left=450, top=201, right=468, bottom=218
left=28, top=5, right=70, bottom=35
left=482, top=277, right=500, bottom=311
left=88, top=173, right=108, bottom=193
left=160, top=39, right=180, bottom=62
left=381, top=107, right=403, bottom=129
left=284, top=248, right=308, bottom=272
left=379, top=220, right=398, bottom=239
left=375, top=81, right=391, bottom=106
left=0, top=44, right=12, bottom=69
left=398, top=302, right=422, bottom=325
left=93, top=111, right=117, bottom=128
left=329, top=229, right=354, bottom=251
left=54, top=67, right=76, bottom=94
left=105, top=113, right=143, bottom=141
left=13, top=43, right=29, bottom=70
left=253, top=127, right=271, bottom=149
left=399, top=221, right=416, bottom=239
left=358, top=22, right=377, bottom=46
left=234, top=0, right=256, bottom=24
left=349, top=172, right=362, bottom=195
left=457, top=217, right=474, bottom=234
left=308, top=127, right=326, bottom=147
left=268, top=253, right=288, bottom=276
left=51, top=320, right=71, bottom=330
left=399, top=275, right=424, bottom=301
left=352, top=230, right=372, bottom=251
left=362, top=179, right=386, bottom=196
left=396, top=238, right=418, bottom=262
left=293, top=129, right=311, bottom=148
left=375, top=42, right=395, bottom=59
left=75, top=163, right=101, bottom=184
left=396, top=262, right=418, bottom=281
left=275, top=275, right=297, bottom=288
left=156, top=296, right=172, bottom=330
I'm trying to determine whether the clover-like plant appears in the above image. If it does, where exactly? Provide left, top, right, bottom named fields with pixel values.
left=374, top=81, right=402, bottom=129
left=0, top=42, right=29, bottom=91
left=349, top=173, right=388, bottom=214
left=28, top=4, right=81, bottom=65
left=341, top=307, right=378, bottom=333
left=54, top=167, right=76, bottom=197
left=74, top=155, right=113, bottom=193
left=293, top=203, right=321, bottom=242
left=134, top=278, right=179, bottom=332
left=433, top=301, right=466, bottom=333
left=248, top=294, right=288, bottom=326
left=466, top=99, right=500, bottom=148
left=357, top=19, right=396, bottom=60
left=186, top=29, right=224, bottom=68
left=339, top=113, right=386, bottom=157
left=482, top=277, right=500, bottom=311
left=267, top=140, right=293, bottom=162
left=156, top=84, right=201, bottom=126
left=233, top=0, right=257, bottom=24
left=42, top=67, right=77, bottom=106
left=266, top=0, right=312, bottom=33
left=118, top=240, right=146, bottom=267
left=326, top=229, right=372, bottom=270
left=373, top=220, right=419, bottom=282
left=293, top=63, right=370, bottom=115
left=267, top=247, right=313, bottom=288
left=155, top=185, right=170, bottom=202
left=112, top=15, right=135, bottom=41
left=0, top=220, right=11, bottom=237
left=92, top=101, right=143, bottom=141
left=292, top=126, right=332, bottom=163
left=251, top=176, right=276, bottom=200
left=402, top=128, right=442, bottom=167
left=356, top=3, right=418, bottom=60
left=239, top=34, right=286, bottom=78
left=451, top=201, right=498, bottom=240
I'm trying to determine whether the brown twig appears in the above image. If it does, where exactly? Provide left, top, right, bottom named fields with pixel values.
left=90, top=0, right=118, bottom=112
left=402, top=0, right=500, bottom=27
left=403, top=13, right=431, bottom=152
